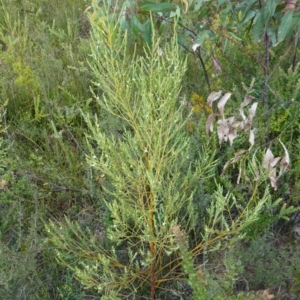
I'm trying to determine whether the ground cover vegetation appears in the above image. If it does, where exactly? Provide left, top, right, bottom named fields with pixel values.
left=0, top=0, right=300, bottom=299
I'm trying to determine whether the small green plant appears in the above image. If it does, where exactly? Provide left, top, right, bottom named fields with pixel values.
left=231, top=235, right=300, bottom=298
left=57, top=269, right=85, bottom=300
left=0, top=0, right=299, bottom=299
left=47, top=8, right=216, bottom=298
left=171, top=224, right=208, bottom=299
left=46, top=2, right=298, bottom=299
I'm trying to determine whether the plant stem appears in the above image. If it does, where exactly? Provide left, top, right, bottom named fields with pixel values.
left=149, top=205, right=156, bottom=299
left=196, top=48, right=211, bottom=92
left=145, top=154, right=156, bottom=299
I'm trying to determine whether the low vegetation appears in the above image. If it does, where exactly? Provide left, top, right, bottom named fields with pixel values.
left=0, top=0, right=300, bottom=299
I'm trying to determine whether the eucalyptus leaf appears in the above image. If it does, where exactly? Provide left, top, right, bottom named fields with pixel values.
left=144, top=21, right=152, bottom=46
left=140, top=2, right=175, bottom=12
left=252, top=6, right=270, bottom=42
left=277, top=11, right=294, bottom=44
left=193, top=30, right=209, bottom=49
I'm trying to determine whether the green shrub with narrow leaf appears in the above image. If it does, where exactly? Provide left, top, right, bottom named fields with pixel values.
left=45, top=3, right=298, bottom=299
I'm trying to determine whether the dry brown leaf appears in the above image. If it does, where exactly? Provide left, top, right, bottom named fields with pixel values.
left=269, top=170, right=278, bottom=190
left=222, top=150, right=248, bottom=174
left=270, top=156, right=281, bottom=168
left=279, top=156, right=290, bottom=176
left=207, top=90, right=222, bottom=108
left=241, top=95, right=255, bottom=107
left=222, top=160, right=232, bottom=173
left=231, top=121, right=241, bottom=129
left=249, top=128, right=256, bottom=150
left=280, top=140, right=290, bottom=164
left=217, top=119, right=230, bottom=144
left=239, top=107, right=247, bottom=121
left=278, top=140, right=290, bottom=177
left=263, top=148, right=281, bottom=169
left=248, top=102, right=258, bottom=122
left=262, top=148, right=285, bottom=190
left=239, top=96, right=255, bottom=120
left=237, top=166, right=242, bottom=184
left=263, top=148, right=274, bottom=169
left=234, top=149, right=248, bottom=159
left=242, top=121, right=252, bottom=132
left=239, top=108, right=246, bottom=121
left=253, top=169, right=260, bottom=181
left=239, top=100, right=257, bottom=130
left=224, top=117, right=237, bottom=145
left=206, top=113, right=216, bottom=136
left=217, top=92, right=232, bottom=119
left=228, top=128, right=237, bottom=146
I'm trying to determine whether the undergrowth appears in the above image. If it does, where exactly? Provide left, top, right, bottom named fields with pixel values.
left=0, top=0, right=299, bottom=299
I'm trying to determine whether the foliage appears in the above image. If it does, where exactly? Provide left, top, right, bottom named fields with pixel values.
left=0, top=0, right=97, bottom=299
left=47, top=6, right=216, bottom=297
left=232, top=235, right=300, bottom=293
left=0, top=0, right=299, bottom=299
left=269, top=61, right=300, bottom=153
left=46, top=3, right=297, bottom=300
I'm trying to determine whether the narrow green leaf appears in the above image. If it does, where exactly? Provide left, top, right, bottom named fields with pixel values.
left=140, top=1, right=158, bottom=11
left=292, top=10, right=300, bottom=18
left=155, top=3, right=176, bottom=12
left=217, top=0, right=228, bottom=7
left=193, top=6, right=210, bottom=21
left=158, top=23, right=167, bottom=36
left=222, top=38, right=228, bottom=52
left=252, top=6, right=270, bottom=42
left=220, top=3, right=233, bottom=25
left=277, top=11, right=294, bottom=44
left=140, top=2, right=175, bottom=12
left=238, top=10, right=256, bottom=30
left=228, top=31, right=242, bottom=41
left=144, top=21, right=152, bottom=47
left=132, top=16, right=144, bottom=32
left=267, top=27, right=277, bottom=45
left=207, top=29, right=215, bottom=38
left=194, top=0, right=203, bottom=11
left=265, top=0, right=277, bottom=16
left=192, top=30, right=209, bottom=50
